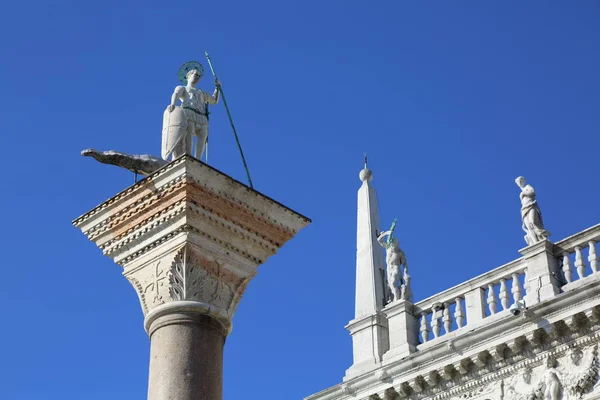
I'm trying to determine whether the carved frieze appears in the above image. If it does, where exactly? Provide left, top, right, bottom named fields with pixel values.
left=503, top=345, right=600, bottom=400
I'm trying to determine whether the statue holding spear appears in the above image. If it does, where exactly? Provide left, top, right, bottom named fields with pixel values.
left=162, top=54, right=254, bottom=188
left=162, top=61, right=220, bottom=161
left=82, top=54, right=254, bottom=188
left=378, top=219, right=411, bottom=302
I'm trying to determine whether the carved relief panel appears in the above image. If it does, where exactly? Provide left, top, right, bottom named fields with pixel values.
left=503, top=345, right=599, bottom=400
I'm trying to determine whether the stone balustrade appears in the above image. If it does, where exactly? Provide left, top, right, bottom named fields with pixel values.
left=310, top=224, right=600, bottom=400
left=554, top=223, right=600, bottom=287
left=413, top=259, right=528, bottom=345
left=379, top=223, right=600, bottom=365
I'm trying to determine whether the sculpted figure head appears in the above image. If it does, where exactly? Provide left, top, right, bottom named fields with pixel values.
left=546, top=356, right=557, bottom=369
left=569, top=348, right=583, bottom=365
left=185, top=69, right=203, bottom=86
left=515, top=176, right=526, bottom=188
left=389, top=237, right=399, bottom=248
left=521, top=367, right=532, bottom=384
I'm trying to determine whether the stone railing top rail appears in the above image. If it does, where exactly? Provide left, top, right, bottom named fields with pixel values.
left=414, top=223, right=600, bottom=313
left=414, top=257, right=526, bottom=313
left=553, top=223, right=600, bottom=255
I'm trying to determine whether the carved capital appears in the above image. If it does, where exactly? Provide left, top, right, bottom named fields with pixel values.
left=126, top=244, right=253, bottom=332
left=74, top=156, right=310, bottom=335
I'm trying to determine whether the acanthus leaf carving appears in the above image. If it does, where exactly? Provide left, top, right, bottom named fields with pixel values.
left=126, top=245, right=252, bottom=321
left=169, top=247, right=208, bottom=301
left=166, top=246, right=238, bottom=316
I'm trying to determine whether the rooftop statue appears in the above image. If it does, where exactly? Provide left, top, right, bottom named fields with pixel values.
left=377, top=221, right=411, bottom=303
left=162, top=61, right=220, bottom=161
left=515, top=176, right=551, bottom=246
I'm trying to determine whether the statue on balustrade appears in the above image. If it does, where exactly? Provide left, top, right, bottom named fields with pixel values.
left=162, top=61, right=221, bottom=161
left=377, top=230, right=410, bottom=302
left=515, top=176, right=551, bottom=246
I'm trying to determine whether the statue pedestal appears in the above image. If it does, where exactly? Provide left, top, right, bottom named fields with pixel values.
left=73, top=155, right=309, bottom=400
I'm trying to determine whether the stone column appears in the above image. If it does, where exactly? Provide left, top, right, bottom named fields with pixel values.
left=73, top=156, right=310, bottom=400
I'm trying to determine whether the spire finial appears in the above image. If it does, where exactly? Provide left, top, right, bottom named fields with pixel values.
left=359, top=153, right=373, bottom=182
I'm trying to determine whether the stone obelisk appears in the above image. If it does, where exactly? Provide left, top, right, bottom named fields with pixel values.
left=73, top=156, right=310, bottom=400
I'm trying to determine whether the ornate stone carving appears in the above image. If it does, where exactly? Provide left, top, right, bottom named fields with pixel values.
left=126, top=259, right=170, bottom=314
left=125, top=245, right=249, bottom=323
left=502, top=346, right=600, bottom=400
left=564, top=345, right=599, bottom=398
left=75, top=156, right=310, bottom=334
left=451, top=380, right=501, bottom=399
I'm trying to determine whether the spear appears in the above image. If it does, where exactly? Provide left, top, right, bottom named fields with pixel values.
left=205, top=51, right=254, bottom=188
left=387, top=218, right=398, bottom=246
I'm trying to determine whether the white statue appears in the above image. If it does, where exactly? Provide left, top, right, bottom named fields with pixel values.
left=162, top=62, right=221, bottom=161
left=377, top=230, right=409, bottom=302
left=541, top=356, right=562, bottom=400
left=515, top=176, right=551, bottom=246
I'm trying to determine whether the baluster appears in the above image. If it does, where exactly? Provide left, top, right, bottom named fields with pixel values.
left=487, top=284, right=496, bottom=315
left=562, top=252, right=572, bottom=284
left=420, top=312, right=430, bottom=343
left=575, top=246, right=586, bottom=279
left=588, top=241, right=598, bottom=274
left=454, top=298, right=464, bottom=328
left=523, top=269, right=530, bottom=298
left=431, top=304, right=441, bottom=338
left=443, top=302, right=452, bottom=334
left=511, top=272, right=522, bottom=303
left=499, top=279, right=509, bottom=310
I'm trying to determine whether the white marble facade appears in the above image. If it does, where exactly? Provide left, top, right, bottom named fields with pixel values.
left=305, top=168, right=600, bottom=400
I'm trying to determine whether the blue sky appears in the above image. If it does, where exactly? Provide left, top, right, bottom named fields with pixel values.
left=1, top=1, right=599, bottom=399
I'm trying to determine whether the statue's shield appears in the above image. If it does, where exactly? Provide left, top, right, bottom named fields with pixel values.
left=161, top=106, right=188, bottom=160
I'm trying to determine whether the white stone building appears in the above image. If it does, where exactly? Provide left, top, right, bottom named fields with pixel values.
left=305, top=166, right=600, bottom=400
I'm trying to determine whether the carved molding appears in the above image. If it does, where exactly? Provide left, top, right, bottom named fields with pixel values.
left=356, top=318, right=600, bottom=400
